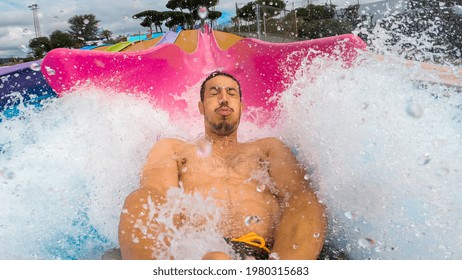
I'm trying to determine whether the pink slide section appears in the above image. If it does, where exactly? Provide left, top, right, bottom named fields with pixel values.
left=41, top=25, right=366, bottom=124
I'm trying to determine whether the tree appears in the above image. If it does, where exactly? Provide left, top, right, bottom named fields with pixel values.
left=133, top=10, right=167, bottom=33
left=68, top=14, right=100, bottom=42
left=163, top=11, right=194, bottom=29
left=166, top=0, right=221, bottom=27
left=49, top=30, right=75, bottom=49
left=28, top=36, right=51, bottom=58
left=237, top=2, right=257, bottom=22
left=101, top=30, right=113, bottom=41
left=166, top=0, right=219, bottom=14
left=133, top=1, right=222, bottom=30
left=236, top=0, right=286, bottom=22
left=297, top=4, right=354, bottom=39
left=378, top=0, right=462, bottom=62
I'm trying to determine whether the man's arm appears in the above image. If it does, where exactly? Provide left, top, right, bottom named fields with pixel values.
left=266, top=138, right=327, bottom=260
left=118, top=138, right=182, bottom=259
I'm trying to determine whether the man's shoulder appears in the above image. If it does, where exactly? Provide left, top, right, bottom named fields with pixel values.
left=156, top=138, right=186, bottom=145
left=152, top=138, right=187, bottom=151
left=252, top=137, right=286, bottom=148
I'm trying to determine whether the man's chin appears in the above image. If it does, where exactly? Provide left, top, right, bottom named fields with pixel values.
left=211, top=121, right=236, bottom=136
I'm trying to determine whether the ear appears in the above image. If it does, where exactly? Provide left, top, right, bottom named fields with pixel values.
left=198, top=101, right=204, bottom=115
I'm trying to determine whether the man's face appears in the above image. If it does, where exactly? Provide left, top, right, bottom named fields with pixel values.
left=199, top=75, right=243, bottom=136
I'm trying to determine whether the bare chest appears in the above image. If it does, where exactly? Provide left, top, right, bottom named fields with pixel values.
left=177, top=143, right=266, bottom=180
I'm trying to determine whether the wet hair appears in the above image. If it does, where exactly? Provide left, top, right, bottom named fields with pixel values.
left=200, top=71, right=242, bottom=102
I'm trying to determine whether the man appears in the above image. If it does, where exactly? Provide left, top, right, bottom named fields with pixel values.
left=118, top=71, right=326, bottom=260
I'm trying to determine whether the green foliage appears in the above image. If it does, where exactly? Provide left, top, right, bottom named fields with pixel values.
left=297, top=4, right=335, bottom=21
left=49, top=30, right=75, bottom=49
left=236, top=2, right=257, bottom=21
left=379, top=0, right=462, bottom=61
left=28, top=36, right=51, bottom=58
left=296, top=4, right=357, bottom=39
left=101, top=30, right=113, bottom=41
left=133, top=0, right=222, bottom=30
left=133, top=10, right=168, bottom=33
left=298, top=18, right=353, bottom=39
left=163, top=11, right=194, bottom=28
left=207, top=11, right=222, bottom=21
left=236, top=0, right=286, bottom=21
left=68, top=14, right=100, bottom=41
left=166, top=0, right=219, bottom=11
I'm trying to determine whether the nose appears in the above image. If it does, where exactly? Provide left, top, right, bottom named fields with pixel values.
left=218, top=87, right=229, bottom=105
left=218, top=98, right=228, bottom=106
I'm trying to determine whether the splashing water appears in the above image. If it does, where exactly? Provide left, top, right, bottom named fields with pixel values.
left=142, top=188, right=230, bottom=260
left=1, top=1, right=462, bottom=259
left=278, top=47, right=461, bottom=259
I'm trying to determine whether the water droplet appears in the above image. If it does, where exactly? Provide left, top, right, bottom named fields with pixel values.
left=256, top=184, right=266, bottom=192
left=386, top=246, right=396, bottom=252
left=195, top=139, right=212, bottom=158
left=417, top=154, right=431, bottom=165
left=29, top=63, right=41, bottom=71
left=18, top=45, right=28, bottom=53
left=358, top=237, right=375, bottom=248
left=435, top=167, right=449, bottom=177
left=83, top=19, right=89, bottom=25
left=244, top=215, right=261, bottom=226
left=406, top=101, right=423, bottom=118
left=276, top=26, right=281, bottom=31
left=304, top=174, right=310, bottom=180
left=313, top=232, right=320, bottom=238
left=344, top=211, right=354, bottom=219
left=45, top=66, right=56, bottom=76
left=292, top=243, right=299, bottom=249
left=269, top=252, right=280, bottom=260
left=193, top=58, right=198, bottom=63
left=374, top=243, right=385, bottom=252
left=23, top=28, right=29, bottom=34
left=4, top=171, right=15, bottom=179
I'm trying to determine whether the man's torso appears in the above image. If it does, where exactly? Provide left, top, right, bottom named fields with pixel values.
left=173, top=138, right=282, bottom=245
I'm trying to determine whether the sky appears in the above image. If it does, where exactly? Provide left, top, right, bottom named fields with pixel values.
left=0, top=0, right=383, bottom=58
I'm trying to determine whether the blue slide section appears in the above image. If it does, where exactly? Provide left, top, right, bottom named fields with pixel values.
left=0, top=60, right=56, bottom=120
left=155, top=28, right=182, bottom=46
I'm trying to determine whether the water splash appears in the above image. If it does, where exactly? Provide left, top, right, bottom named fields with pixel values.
left=145, top=188, right=230, bottom=260
left=278, top=46, right=461, bottom=259
left=1, top=2, right=461, bottom=259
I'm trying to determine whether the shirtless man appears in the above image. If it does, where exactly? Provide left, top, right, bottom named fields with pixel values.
left=118, top=71, right=326, bottom=260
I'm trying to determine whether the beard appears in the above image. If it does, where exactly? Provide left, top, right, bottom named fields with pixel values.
left=211, top=120, right=236, bottom=136
left=206, top=112, right=240, bottom=136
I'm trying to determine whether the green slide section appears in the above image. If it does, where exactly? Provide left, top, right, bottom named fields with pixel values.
left=105, top=41, right=133, bottom=52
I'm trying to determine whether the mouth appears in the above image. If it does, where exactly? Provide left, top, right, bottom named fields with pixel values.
left=215, top=107, right=233, bottom=116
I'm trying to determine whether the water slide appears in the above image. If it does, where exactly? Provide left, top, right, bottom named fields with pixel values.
left=104, top=41, right=134, bottom=52
left=41, top=24, right=366, bottom=126
left=154, top=29, right=181, bottom=46
left=0, top=60, right=56, bottom=118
